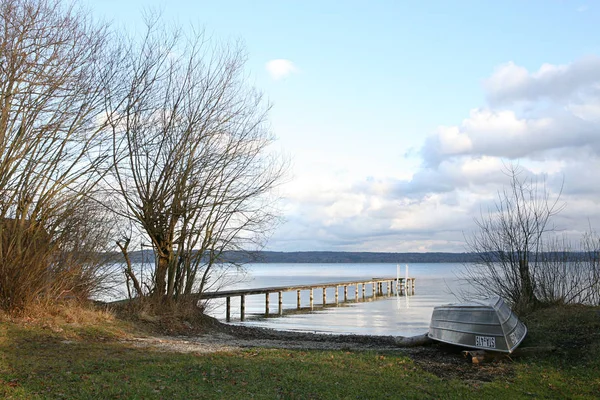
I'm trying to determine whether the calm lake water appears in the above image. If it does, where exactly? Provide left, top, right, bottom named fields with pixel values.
left=203, top=263, right=472, bottom=337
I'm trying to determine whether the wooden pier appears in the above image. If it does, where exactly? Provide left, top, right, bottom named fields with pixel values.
left=201, top=277, right=416, bottom=322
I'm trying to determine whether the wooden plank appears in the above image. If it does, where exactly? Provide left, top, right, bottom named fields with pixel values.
left=462, top=350, right=487, bottom=364
left=190, top=276, right=416, bottom=322
left=240, top=295, right=245, bottom=321
left=278, top=291, right=283, bottom=315
left=226, top=297, right=231, bottom=322
left=200, top=277, right=402, bottom=299
left=265, top=293, right=270, bottom=315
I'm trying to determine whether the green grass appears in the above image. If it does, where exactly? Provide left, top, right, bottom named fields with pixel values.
left=0, top=332, right=463, bottom=399
left=1, top=305, right=599, bottom=399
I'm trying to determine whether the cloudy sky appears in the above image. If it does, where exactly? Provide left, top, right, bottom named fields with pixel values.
left=89, top=0, right=600, bottom=252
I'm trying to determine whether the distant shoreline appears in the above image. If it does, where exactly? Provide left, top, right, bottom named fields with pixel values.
left=117, top=250, right=596, bottom=264
left=122, top=250, right=478, bottom=264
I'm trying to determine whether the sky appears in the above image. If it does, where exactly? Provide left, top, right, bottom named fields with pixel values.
left=87, top=0, right=600, bottom=252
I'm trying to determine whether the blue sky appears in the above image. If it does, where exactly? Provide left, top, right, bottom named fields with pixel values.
left=88, top=1, right=600, bottom=252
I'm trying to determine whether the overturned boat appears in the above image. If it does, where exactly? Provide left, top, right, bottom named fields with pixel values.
left=428, top=296, right=527, bottom=353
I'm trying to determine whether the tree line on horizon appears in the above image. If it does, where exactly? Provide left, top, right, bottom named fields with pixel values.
left=121, top=248, right=600, bottom=266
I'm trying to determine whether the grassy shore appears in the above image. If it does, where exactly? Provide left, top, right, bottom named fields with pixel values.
left=0, top=304, right=599, bottom=399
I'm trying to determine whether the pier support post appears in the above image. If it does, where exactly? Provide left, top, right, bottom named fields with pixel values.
left=206, top=276, right=414, bottom=324
left=278, top=291, right=283, bottom=315
left=265, top=293, right=270, bottom=315
left=226, top=297, right=231, bottom=322
left=240, top=295, right=246, bottom=321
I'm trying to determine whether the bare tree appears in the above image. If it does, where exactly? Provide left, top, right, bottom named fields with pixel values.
left=463, top=166, right=564, bottom=310
left=0, top=0, right=117, bottom=313
left=464, top=166, right=600, bottom=310
left=108, top=17, right=286, bottom=305
left=534, top=232, right=600, bottom=306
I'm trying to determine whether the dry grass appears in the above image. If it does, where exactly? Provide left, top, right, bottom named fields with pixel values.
left=110, top=297, right=213, bottom=336
left=0, top=301, right=131, bottom=341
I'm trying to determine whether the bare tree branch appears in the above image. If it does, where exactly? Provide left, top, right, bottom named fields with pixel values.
left=108, top=16, right=287, bottom=305
left=462, top=164, right=600, bottom=311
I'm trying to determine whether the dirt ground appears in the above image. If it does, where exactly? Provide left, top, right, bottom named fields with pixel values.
left=124, top=318, right=515, bottom=383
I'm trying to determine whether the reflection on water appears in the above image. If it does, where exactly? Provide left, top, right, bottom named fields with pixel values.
left=205, top=263, right=470, bottom=337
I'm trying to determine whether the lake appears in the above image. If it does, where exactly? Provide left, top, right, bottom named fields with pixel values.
left=202, top=263, right=472, bottom=337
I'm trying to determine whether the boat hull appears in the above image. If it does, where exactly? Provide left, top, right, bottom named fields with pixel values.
left=428, top=297, right=527, bottom=353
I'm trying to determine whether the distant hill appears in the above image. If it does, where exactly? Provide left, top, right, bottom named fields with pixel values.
left=116, top=250, right=596, bottom=265
left=228, top=251, right=479, bottom=263
left=121, top=250, right=479, bottom=264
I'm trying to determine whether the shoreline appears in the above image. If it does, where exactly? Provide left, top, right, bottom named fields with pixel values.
left=126, top=315, right=435, bottom=354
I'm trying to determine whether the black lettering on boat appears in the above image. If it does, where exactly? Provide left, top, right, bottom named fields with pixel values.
left=475, top=336, right=496, bottom=349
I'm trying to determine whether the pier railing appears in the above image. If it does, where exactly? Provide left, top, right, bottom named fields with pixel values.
left=201, top=277, right=415, bottom=322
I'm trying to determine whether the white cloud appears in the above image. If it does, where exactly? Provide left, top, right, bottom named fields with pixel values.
left=267, top=55, right=600, bottom=253
left=265, top=59, right=298, bottom=80
left=421, top=108, right=583, bottom=165
left=423, top=56, right=600, bottom=166
left=485, top=56, right=600, bottom=105
left=484, top=62, right=530, bottom=103
left=568, top=97, right=600, bottom=121
left=436, top=126, right=473, bottom=155
left=393, top=157, right=509, bottom=198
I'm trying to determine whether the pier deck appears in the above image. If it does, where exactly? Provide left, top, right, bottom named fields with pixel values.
left=201, top=277, right=416, bottom=321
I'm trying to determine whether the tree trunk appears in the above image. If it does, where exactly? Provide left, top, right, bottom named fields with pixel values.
left=116, top=240, right=143, bottom=298
left=155, top=251, right=169, bottom=300
left=519, top=259, right=538, bottom=306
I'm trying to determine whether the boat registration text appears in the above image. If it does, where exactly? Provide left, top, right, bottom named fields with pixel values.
left=475, top=336, right=496, bottom=349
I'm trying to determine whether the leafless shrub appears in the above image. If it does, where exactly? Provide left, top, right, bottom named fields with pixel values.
left=534, top=232, right=600, bottom=306
left=51, top=194, right=122, bottom=302
left=0, top=0, right=117, bottom=313
left=463, top=165, right=600, bottom=311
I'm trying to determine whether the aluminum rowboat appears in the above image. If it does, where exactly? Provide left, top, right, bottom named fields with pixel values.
left=428, top=296, right=527, bottom=353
